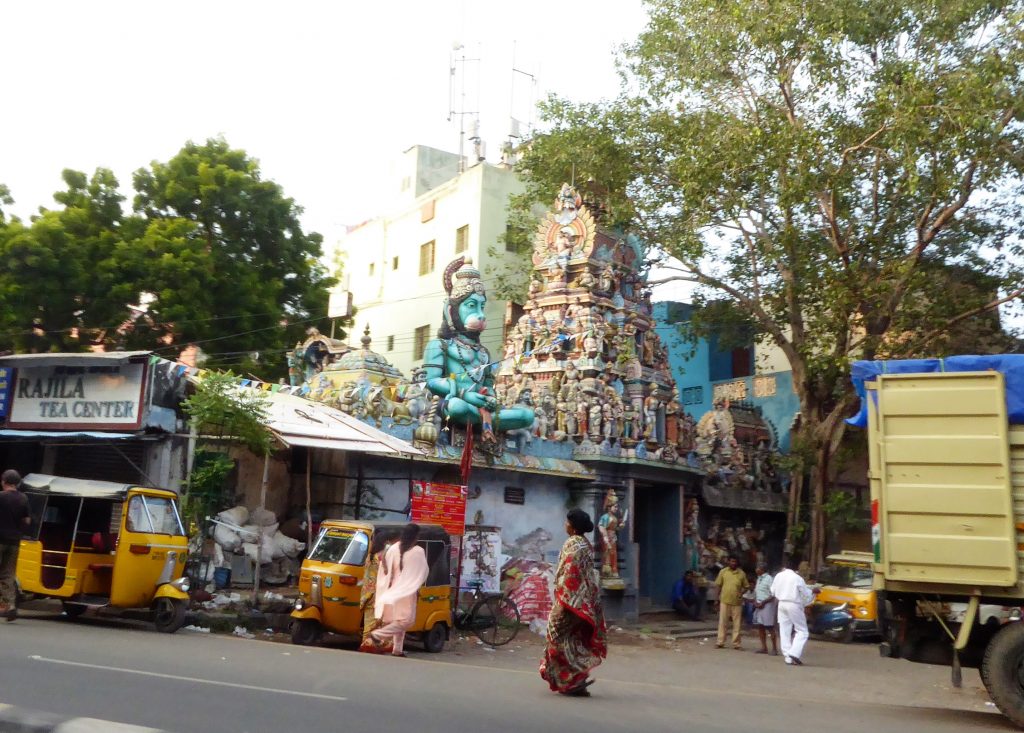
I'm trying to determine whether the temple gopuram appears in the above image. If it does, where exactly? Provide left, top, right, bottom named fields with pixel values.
left=285, top=184, right=790, bottom=619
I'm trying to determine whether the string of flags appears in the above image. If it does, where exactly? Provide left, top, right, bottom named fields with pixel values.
left=148, top=354, right=311, bottom=395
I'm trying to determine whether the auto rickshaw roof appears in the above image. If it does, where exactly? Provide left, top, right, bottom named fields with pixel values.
left=20, top=473, right=170, bottom=500
left=825, top=551, right=873, bottom=567
left=321, top=519, right=450, bottom=541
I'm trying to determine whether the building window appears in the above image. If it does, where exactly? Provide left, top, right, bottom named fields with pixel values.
left=386, top=335, right=394, bottom=352
left=419, top=240, right=435, bottom=276
left=400, top=175, right=411, bottom=192
left=504, top=487, right=525, bottom=505
left=368, top=262, right=375, bottom=277
left=680, top=386, right=704, bottom=405
left=505, top=222, right=519, bottom=252
left=455, top=225, right=469, bottom=254
left=421, top=200, right=435, bottom=223
left=392, top=256, right=399, bottom=270
left=413, top=325, right=431, bottom=360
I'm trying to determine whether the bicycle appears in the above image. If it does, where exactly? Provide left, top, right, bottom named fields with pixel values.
left=454, top=578, right=522, bottom=646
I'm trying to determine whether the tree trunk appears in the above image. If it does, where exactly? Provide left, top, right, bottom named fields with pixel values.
left=809, top=449, right=829, bottom=574
left=785, top=470, right=804, bottom=559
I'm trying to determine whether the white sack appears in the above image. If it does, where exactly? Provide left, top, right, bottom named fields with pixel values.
left=217, top=506, right=249, bottom=526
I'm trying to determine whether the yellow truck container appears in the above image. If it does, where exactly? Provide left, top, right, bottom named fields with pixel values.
left=855, top=360, right=1024, bottom=728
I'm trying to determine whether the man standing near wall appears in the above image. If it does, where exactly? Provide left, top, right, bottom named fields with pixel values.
left=715, top=554, right=749, bottom=649
left=0, top=469, right=29, bottom=622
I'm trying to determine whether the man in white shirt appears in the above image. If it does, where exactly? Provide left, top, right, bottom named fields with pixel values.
left=769, top=557, right=816, bottom=665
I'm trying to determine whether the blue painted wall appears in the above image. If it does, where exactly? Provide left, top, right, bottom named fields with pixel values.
left=654, top=302, right=801, bottom=452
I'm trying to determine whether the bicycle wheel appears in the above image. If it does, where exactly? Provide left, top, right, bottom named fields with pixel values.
left=470, top=595, right=521, bottom=647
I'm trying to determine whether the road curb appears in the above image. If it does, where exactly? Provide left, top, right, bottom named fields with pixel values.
left=0, top=704, right=170, bottom=733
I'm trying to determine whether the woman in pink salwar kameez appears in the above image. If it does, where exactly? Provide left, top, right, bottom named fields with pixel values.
left=370, top=523, right=429, bottom=657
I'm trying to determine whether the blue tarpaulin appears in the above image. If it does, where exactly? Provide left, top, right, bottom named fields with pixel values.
left=848, top=355, right=1024, bottom=427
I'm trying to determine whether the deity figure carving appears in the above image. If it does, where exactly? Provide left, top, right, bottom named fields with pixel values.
left=577, top=269, right=596, bottom=290
left=554, top=182, right=581, bottom=225
left=598, top=265, right=616, bottom=295
left=644, top=388, right=660, bottom=441
left=589, top=400, right=603, bottom=440
left=598, top=490, right=627, bottom=588
left=665, top=388, right=680, bottom=445
left=565, top=397, right=578, bottom=435
left=422, top=257, right=534, bottom=433
left=576, top=397, right=589, bottom=437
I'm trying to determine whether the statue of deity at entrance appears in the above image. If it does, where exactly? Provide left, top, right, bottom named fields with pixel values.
left=422, top=257, right=535, bottom=434
left=598, top=489, right=627, bottom=589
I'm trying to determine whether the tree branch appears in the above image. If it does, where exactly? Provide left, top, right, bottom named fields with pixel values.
left=896, top=287, right=1024, bottom=356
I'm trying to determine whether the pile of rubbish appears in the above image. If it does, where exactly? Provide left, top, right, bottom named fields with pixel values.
left=209, top=506, right=306, bottom=585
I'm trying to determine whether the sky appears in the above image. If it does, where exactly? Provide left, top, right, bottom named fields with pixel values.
left=0, top=0, right=648, bottom=249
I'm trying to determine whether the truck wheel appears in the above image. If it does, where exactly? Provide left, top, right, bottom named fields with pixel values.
left=423, top=623, right=447, bottom=653
left=291, top=619, right=321, bottom=646
left=981, top=621, right=1024, bottom=726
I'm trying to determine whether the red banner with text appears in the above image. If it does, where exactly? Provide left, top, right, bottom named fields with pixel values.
left=410, top=481, right=468, bottom=536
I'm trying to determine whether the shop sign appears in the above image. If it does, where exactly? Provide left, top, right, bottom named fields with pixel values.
left=8, top=363, right=146, bottom=430
left=410, top=481, right=468, bottom=536
left=0, top=367, right=12, bottom=419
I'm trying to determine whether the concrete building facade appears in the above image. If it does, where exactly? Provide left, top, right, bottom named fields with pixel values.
left=339, top=146, right=524, bottom=376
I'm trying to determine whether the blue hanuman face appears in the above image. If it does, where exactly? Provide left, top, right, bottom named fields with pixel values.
left=458, top=293, right=487, bottom=333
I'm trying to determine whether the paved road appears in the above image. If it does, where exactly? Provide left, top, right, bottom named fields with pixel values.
left=0, top=606, right=1013, bottom=733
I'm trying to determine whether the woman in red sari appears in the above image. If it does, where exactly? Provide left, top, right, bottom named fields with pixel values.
left=540, top=508, right=607, bottom=697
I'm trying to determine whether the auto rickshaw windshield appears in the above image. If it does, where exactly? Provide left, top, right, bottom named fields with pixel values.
left=309, top=528, right=369, bottom=565
left=125, top=495, right=186, bottom=536
left=817, top=564, right=872, bottom=588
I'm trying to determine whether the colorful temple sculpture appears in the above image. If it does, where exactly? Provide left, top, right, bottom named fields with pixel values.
left=495, top=184, right=685, bottom=465
left=421, top=256, right=535, bottom=446
left=284, top=183, right=794, bottom=604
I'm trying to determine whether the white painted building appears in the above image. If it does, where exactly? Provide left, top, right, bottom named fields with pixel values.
left=338, top=145, right=524, bottom=376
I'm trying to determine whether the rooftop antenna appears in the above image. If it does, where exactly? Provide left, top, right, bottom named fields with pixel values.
left=507, top=41, right=538, bottom=160
left=448, top=41, right=481, bottom=173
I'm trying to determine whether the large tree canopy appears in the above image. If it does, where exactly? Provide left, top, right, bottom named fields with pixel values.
left=132, top=138, right=335, bottom=371
left=515, top=0, right=1024, bottom=566
left=0, top=139, right=336, bottom=378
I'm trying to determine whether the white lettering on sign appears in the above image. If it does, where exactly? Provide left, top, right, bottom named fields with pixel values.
left=9, top=363, right=145, bottom=429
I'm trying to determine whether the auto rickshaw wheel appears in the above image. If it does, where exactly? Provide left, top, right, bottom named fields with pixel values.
left=291, top=619, right=322, bottom=646
left=153, top=597, right=186, bottom=633
left=424, top=622, right=447, bottom=653
left=61, top=601, right=87, bottom=619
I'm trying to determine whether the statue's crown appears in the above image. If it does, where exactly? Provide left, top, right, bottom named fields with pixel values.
left=448, top=257, right=485, bottom=300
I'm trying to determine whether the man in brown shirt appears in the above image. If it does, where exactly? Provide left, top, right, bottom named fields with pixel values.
left=715, top=554, right=749, bottom=649
left=0, top=469, right=29, bottom=621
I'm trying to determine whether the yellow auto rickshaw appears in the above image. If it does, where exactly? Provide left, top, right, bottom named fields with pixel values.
left=16, top=473, right=191, bottom=633
left=290, top=520, right=452, bottom=652
left=811, top=551, right=878, bottom=641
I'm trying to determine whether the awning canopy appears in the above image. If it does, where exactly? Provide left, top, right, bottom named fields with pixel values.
left=263, top=391, right=422, bottom=456
left=20, top=472, right=134, bottom=500
left=0, top=429, right=142, bottom=441
left=0, top=351, right=152, bottom=368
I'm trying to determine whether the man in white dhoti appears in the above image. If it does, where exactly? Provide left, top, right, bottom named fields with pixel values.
left=770, top=558, right=816, bottom=665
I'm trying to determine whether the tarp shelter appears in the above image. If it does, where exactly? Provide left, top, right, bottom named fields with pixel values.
left=848, top=355, right=1024, bottom=427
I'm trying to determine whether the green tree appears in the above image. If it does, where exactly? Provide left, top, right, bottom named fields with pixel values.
left=514, top=0, right=1024, bottom=569
left=181, top=372, right=272, bottom=527
left=0, top=169, right=132, bottom=352
left=133, top=138, right=336, bottom=375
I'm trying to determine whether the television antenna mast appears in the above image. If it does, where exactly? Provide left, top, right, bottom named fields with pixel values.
left=448, top=42, right=482, bottom=172
left=508, top=42, right=537, bottom=144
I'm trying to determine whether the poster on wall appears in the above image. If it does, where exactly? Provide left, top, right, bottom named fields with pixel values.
left=0, top=367, right=12, bottom=419
left=459, top=526, right=502, bottom=593
left=7, top=363, right=147, bottom=430
left=410, top=481, right=468, bottom=536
